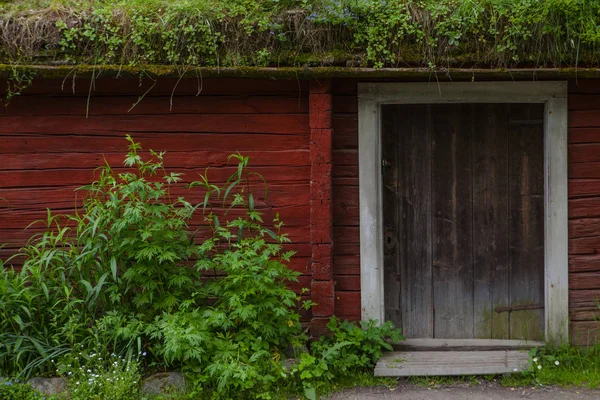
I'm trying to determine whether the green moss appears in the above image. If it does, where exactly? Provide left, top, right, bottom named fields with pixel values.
left=1, top=0, right=600, bottom=70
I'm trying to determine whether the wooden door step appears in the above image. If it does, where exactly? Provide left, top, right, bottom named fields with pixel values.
left=393, top=338, right=544, bottom=351
left=375, top=350, right=531, bottom=376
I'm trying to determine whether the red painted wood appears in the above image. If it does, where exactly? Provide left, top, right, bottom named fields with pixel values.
left=1, top=95, right=309, bottom=116
left=0, top=114, right=309, bottom=135
left=308, top=80, right=334, bottom=326
left=571, top=321, right=600, bottom=346
left=569, top=95, right=600, bottom=111
left=334, top=292, right=361, bottom=320
left=569, top=198, right=600, bottom=219
left=311, top=280, right=335, bottom=317
left=569, top=236, right=600, bottom=255
left=569, top=218, right=600, bottom=239
left=334, top=275, right=360, bottom=291
left=569, top=254, right=600, bottom=273
left=0, top=151, right=310, bottom=171
left=569, top=128, right=600, bottom=144
left=570, top=272, right=600, bottom=290
left=0, top=134, right=308, bottom=154
left=16, top=78, right=308, bottom=96
left=569, top=162, right=600, bottom=179
left=332, top=255, right=360, bottom=275
left=570, top=180, right=600, bottom=198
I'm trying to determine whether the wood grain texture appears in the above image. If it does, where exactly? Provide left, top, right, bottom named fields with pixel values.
left=508, top=104, right=545, bottom=341
left=472, top=104, right=510, bottom=339
left=432, top=104, right=474, bottom=339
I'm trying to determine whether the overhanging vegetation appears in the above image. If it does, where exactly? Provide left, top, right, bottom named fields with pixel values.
left=1, top=0, right=600, bottom=71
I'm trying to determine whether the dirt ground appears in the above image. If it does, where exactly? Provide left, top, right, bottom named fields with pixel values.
left=327, top=382, right=600, bottom=399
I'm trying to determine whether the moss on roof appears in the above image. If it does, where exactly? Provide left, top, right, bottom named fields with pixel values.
left=0, top=0, right=600, bottom=71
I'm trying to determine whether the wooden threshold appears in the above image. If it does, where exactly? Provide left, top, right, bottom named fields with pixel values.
left=393, top=338, right=545, bottom=351
left=375, top=350, right=531, bottom=376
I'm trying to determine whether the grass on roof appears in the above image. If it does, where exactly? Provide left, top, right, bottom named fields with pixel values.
left=0, top=0, right=600, bottom=69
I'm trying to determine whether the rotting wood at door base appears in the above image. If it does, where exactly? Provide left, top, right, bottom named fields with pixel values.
left=375, top=350, right=531, bottom=377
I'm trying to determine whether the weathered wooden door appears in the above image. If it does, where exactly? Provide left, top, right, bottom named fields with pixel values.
left=382, top=103, right=544, bottom=340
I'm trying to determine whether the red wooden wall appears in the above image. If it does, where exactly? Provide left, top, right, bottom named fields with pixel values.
left=0, top=77, right=316, bottom=306
left=3, top=76, right=600, bottom=344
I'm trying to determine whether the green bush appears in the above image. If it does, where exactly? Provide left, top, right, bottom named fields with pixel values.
left=0, top=136, right=403, bottom=399
left=0, top=380, right=47, bottom=400
left=293, top=318, right=403, bottom=399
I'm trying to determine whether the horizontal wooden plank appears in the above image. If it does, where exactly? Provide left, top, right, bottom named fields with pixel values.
left=0, top=182, right=310, bottom=211
left=334, top=291, right=361, bottom=320
left=332, top=150, right=358, bottom=166
left=0, top=150, right=309, bottom=171
left=333, top=275, right=360, bottom=291
left=393, top=339, right=543, bottom=351
left=571, top=321, right=600, bottom=346
left=1, top=95, right=309, bottom=116
left=569, top=236, right=600, bottom=255
left=569, top=197, right=600, bottom=219
left=569, top=289, right=600, bottom=308
left=569, top=218, right=600, bottom=239
left=569, top=180, right=600, bottom=198
left=333, top=226, right=359, bottom=244
left=570, top=272, right=600, bottom=290
left=19, top=78, right=308, bottom=96
left=332, top=95, right=358, bottom=114
left=0, top=165, right=310, bottom=188
left=568, top=95, right=600, bottom=110
left=332, top=255, right=360, bottom=275
left=569, top=163, right=600, bottom=179
left=375, top=350, right=530, bottom=376
left=333, top=205, right=359, bottom=226
left=0, top=114, right=309, bottom=135
left=0, top=134, right=308, bottom=154
left=333, top=241, right=359, bottom=256
left=569, top=254, right=600, bottom=273
left=570, top=111, right=600, bottom=128
left=332, top=177, right=358, bottom=187
left=332, top=79, right=359, bottom=96
left=569, top=128, right=600, bottom=144
left=569, top=143, right=600, bottom=163
left=570, top=309, right=600, bottom=321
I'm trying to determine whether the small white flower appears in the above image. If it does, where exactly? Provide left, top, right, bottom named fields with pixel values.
left=555, top=360, right=560, bottom=366
left=87, top=369, right=92, bottom=373
left=68, top=372, right=72, bottom=376
left=533, top=357, right=538, bottom=363
left=513, top=368, right=518, bottom=372
left=142, top=352, right=147, bottom=356
left=537, top=365, right=542, bottom=370
left=76, top=382, right=80, bottom=386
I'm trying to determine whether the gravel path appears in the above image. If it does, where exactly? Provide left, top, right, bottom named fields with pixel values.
left=327, top=382, right=599, bottom=399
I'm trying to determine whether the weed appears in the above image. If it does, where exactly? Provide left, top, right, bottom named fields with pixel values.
left=502, top=346, right=600, bottom=388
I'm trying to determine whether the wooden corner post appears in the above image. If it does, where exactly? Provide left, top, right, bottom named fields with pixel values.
left=309, top=79, right=334, bottom=335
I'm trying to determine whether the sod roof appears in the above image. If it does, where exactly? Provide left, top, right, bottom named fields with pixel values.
left=1, top=0, right=600, bottom=77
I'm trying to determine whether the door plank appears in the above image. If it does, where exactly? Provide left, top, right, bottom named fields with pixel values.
left=398, top=105, right=434, bottom=338
left=382, top=105, right=402, bottom=327
left=472, top=104, right=511, bottom=339
left=508, top=103, right=545, bottom=341
left=432, top=104, right=474, bottom=339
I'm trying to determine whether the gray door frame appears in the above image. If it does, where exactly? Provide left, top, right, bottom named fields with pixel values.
left=357, top=82, right=568, bottom=345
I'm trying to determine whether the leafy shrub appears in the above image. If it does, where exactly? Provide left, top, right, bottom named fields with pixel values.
left=0, top=135, right=198, bottom=378
left=148, top=155, right=310, bottom=398
left=0, top=136, right=403, bottom=399
left=293, top=318, right=403, bottom=399
left=0, top=380, right=47, bottom=400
